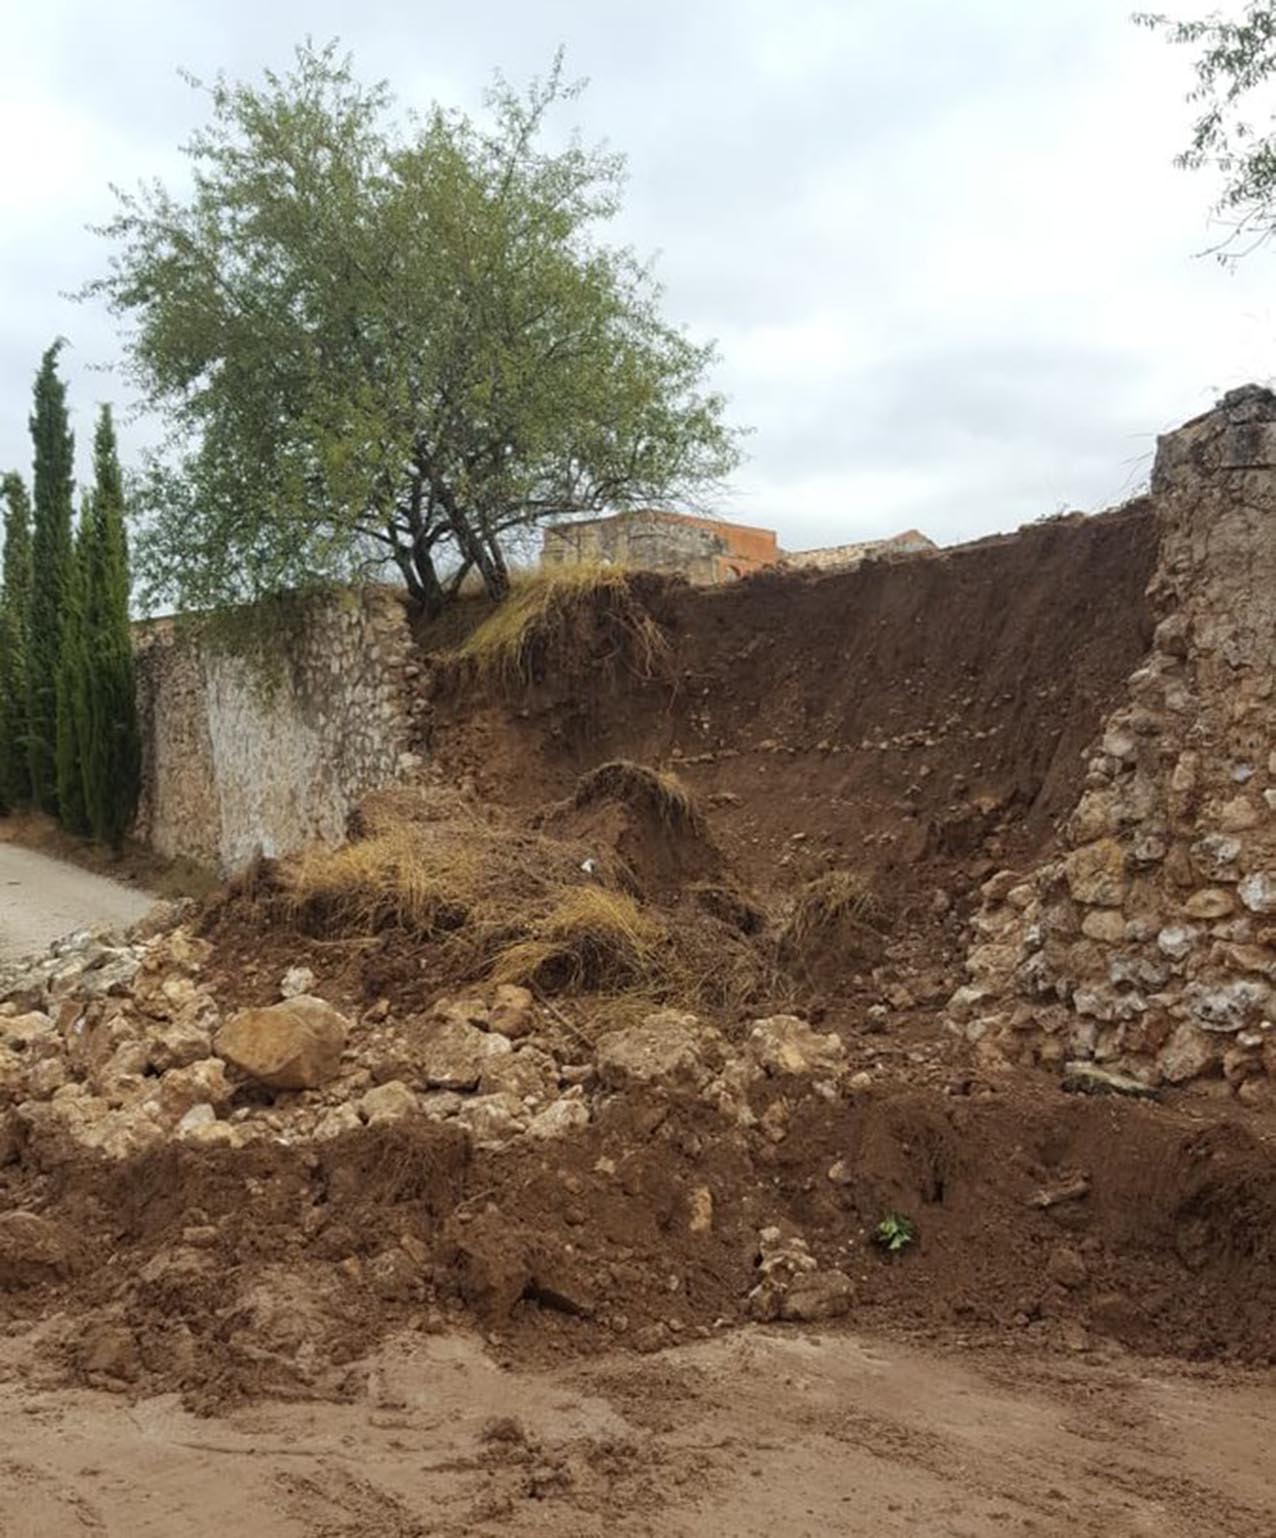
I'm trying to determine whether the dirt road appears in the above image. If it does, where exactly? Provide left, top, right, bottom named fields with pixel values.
left=0, top=842, right=154, bottom=961
left=1, top=1327, right=1271, bottom=1536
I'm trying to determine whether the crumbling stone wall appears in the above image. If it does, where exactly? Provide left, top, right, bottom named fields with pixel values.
left=956, top=387, right=1276, bottom=1097
left=133, top=588, right=416, bottom=872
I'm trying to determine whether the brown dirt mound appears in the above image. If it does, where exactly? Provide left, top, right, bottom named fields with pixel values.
left=7, top=1074, right=1276, bottom=1416
left=545, top=760, right=724, bottom=900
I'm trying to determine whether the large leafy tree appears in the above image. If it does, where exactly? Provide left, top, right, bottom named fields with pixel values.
left=0, top=473, right=34, bottom=810
left=1138, top=3, right=1276, bottom=253
left=87, top=43, right=743, bottom=617
left=27, top=342, right=75, bottom=811
left=79, top=406, right=140, bottom=849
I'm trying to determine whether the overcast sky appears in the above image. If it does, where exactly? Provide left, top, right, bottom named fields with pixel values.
left=2, top=0, right=1272, bottom=552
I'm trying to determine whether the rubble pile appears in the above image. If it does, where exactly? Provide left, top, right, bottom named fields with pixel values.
left=0, top=919, right=871, bottom=1171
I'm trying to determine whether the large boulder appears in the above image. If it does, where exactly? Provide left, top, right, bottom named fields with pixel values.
left=214, top=996, right=348, bottom=1090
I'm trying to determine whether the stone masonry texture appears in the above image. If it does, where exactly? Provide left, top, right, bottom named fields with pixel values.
left=955, top=386, right=1276, bottom=1093
left=132, top=587, right=415, bottom=873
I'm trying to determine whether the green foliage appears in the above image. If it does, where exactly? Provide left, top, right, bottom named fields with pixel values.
left=0, top=473, right=34, bottom=810
left=79, top=407, right=141, bottom=849
left=26, top=341, right=75, bottom=812
left=87, top=41, right=744, bottom=619
left=873, top=1213, right=917, bottom=1255
left=54, top=511, right=91, bottom=836
left=1137, top=4, right=1276, bottom=254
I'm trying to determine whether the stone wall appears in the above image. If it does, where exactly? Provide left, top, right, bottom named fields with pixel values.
left=955, top=386, right=1276, bottom=1097
left=133, top=588, right=416, bottom=873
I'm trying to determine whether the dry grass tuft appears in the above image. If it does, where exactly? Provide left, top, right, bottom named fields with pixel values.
left=277, top=783, right=591, bottom=955
left=784, top=867, right=885, bottom=947
left=490, top=886, right=666, bottom=994
left=284, top=823, right=480, bottom=936
left=778, top=868, right=887, bottom=974
left=454, top=564, right=668, bottom=689
left=573, top=760, right=704, bottom=832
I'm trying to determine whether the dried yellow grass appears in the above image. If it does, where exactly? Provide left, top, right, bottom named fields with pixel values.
left=782, top=869, right=882, bottom=946
left=573, top=760, right=704, bottom=832
left=490, top=886, right=666, bottom=993
left=454, top=564, right=668, bottom=688
left=284, top=823, right=483, bottom=936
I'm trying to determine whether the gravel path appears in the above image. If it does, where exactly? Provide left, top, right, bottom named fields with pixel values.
left=0, top=842, right=155, bottom=961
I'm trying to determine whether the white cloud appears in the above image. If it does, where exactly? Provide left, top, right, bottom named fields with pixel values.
left=0, top=0, right=1272, bottom=552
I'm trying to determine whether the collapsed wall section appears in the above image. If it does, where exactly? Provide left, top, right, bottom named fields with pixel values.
left=429, top=503, right=1162, bottom=918
left=133, top=588, right=416, bottom=872
left=959, top=386, right=1276, bottom=1093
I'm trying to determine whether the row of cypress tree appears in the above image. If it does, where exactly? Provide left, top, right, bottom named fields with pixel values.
left=0, top=341, right=140, bottom=850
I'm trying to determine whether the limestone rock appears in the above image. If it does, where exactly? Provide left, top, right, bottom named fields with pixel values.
left=314, top=1102, right=363, bottom=1140
left=0, top=1012, right=56, bottom=1054
left=182, top=1120, right=244, bottom=1149
left=488, top=984, right=535, bottom=1040
left=747, top=1015, right=846, bottom=1077
left=359, top=1080, right=420, bottom=1126
left=420, top=1018, right=512, bottom=1091
left=280, top=965, right=317, bottom=999
left=747, top=1227, right=854, bottom=1323
left=453, top=1092, right=528, bottom=1142
left=1184, top=978, right=1271, bottom=1032
left=1157, top=925, right=1200, bottom=961
left=780, top=1269, right=856, bottom=1322
left=214, top=996, right=348, bottom=1090
left=595, top=1011, right=709, bottom=1093
left=1159, top=1023, right=1220, bottom=1083
left=688, top=1186, right=714, bottom=1232
left=1238, top=872, right=1276, bottom=914
left=0, top=1212, right=80, bottom=1288
left=480, top=1044, right=557, bottom=1102
left=1184, top=888, right=1235, bottom=920
left=946, top=985, right=991, bottom=1024
left=965, top=942, right=1020, bottom=985
left=159, top=1058, right=233, bottom=1120
left=525, top=1097, right=590, bottom=1140
left=1081, top=909, right=1125, bottom=944
left=148, top=1010, right=216, bottom=1074
left=1063, top=840, right=1128, bottom=908
left=176, top=1103, right=217, bottom=1135
left=1219, top=796, right=1261, bottom=832
left=0, top=1046, right=29, bottom=1102
left=1190, top=834, right=1242, bottom=883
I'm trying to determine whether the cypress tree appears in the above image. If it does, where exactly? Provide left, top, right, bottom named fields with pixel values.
left=26, top=342, right=75, bottom=813
left=81, top=406, right=140, bottom=849
left=0, top=473, right=34, bottom=810
left=54, top=508, right=90, bottom=836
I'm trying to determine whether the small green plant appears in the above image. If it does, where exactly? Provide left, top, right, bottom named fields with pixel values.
left=874, top=1213, right=917, bottom=1255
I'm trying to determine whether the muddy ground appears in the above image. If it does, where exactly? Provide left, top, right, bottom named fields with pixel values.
left=3, top=1325, right=1273, bottom=1536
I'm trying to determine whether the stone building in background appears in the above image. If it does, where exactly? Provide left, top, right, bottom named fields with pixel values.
left=541, top=509, right=780, bottom=584
left=541, top=507, right=936, bottom=585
